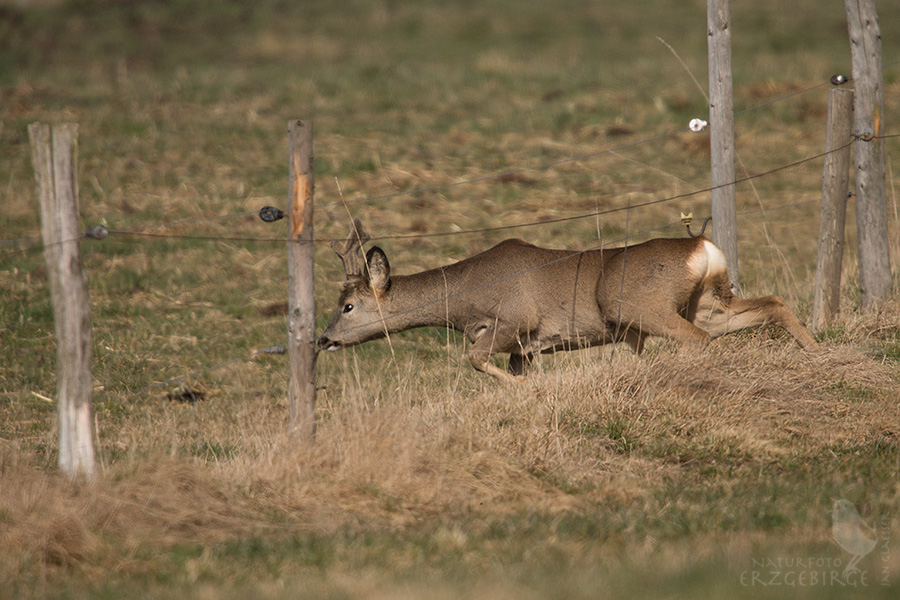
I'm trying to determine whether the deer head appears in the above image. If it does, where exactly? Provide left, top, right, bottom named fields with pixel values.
left=317, top=221, right=391, bottom=351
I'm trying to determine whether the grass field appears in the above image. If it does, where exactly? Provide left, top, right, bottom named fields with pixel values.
left=2, top=0, right=900, bottom=598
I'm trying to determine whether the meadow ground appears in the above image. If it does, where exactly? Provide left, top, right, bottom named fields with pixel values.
left=2, top=0, right=900, bottom=598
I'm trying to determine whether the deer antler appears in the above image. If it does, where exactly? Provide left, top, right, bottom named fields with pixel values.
left=331, top=218, right=370, bottom=279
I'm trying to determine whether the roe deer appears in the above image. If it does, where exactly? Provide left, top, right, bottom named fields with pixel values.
left=317, top=219, right=820, bottom=383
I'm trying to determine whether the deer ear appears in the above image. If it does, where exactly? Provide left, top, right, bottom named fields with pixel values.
left=365, top=246, right=391, bottom=294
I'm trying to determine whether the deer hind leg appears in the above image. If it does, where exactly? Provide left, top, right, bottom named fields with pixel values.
left=467, top=324, right=524, bottom=384
left=650, top=313, right=712, bottom=347
left=692, top=286, right=820, bottom=351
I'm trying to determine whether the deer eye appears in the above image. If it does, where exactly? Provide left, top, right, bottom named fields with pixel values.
left=342, top=303, right=354, bottom=314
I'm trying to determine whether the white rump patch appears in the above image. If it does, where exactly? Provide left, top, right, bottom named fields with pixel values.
left=688, top=239, right=728, bottom=281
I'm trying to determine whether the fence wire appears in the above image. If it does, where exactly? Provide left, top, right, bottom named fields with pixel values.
left=3, top=131, right=892, bottom=261
left=60, top=134, right=861, bottom=247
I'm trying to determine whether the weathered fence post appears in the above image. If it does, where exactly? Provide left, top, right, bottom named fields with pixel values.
left=811, top=88, right=854, bottom=333
left=28, top=122, right=96, bottom=480
left=287, top=120, right=317, bottom=441
left=707, top=0, right=739, bottom=292
left=845, top=0, right=892, bottom=307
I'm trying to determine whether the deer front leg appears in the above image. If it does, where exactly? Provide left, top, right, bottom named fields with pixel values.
left=623, top=328, right=647, bottom=355
left=508, top=352, right=534, bottom=376
left=467, top=324, right=523, bottom=384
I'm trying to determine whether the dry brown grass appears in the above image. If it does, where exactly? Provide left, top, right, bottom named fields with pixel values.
left=3, top=307, right=899, bottom=597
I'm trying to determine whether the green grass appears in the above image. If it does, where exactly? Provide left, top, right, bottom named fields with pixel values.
left=2, top=0, right=900, bottom=598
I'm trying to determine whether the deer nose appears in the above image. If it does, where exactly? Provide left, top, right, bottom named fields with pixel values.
left=316, top=334, right=337, bottom=351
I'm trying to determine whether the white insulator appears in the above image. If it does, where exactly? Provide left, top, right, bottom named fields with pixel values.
left=689, top=118, right=708, bottom=133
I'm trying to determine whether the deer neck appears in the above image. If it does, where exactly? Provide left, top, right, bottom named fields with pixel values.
left=383, top=267, right=466, bottom=331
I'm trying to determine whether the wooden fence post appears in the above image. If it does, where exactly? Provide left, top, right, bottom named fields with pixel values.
left=845, top=0, right=892, bottom=307
left=811, top=88, right=854, bottom=333
left=287, top=120, right=317, bottom=441
left=28, top=122, right=96, bottom=480
left=707, top=0, right=740, bottom=292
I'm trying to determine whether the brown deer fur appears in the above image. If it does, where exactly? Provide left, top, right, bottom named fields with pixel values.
left=318, top=220, right=820, bottom=383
